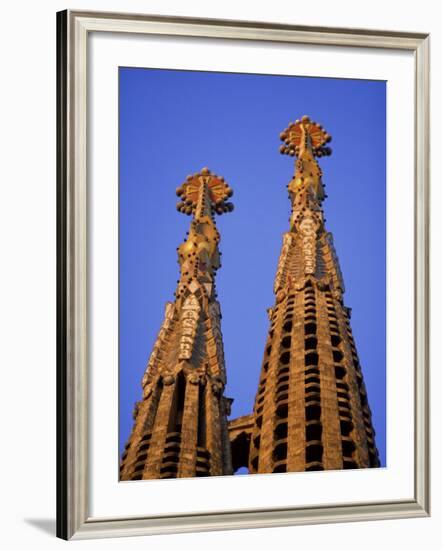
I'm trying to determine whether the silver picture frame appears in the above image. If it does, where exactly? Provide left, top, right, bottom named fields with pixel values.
left=56, top=9, right=430, bottom=540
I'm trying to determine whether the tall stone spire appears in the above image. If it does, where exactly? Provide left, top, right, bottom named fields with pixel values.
left=120, top=168, right=234, bottom=480
left=247, top=116, right=380, bottom=473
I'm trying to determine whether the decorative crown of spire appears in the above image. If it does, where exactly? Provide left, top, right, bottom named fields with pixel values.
left=175, top=168, right=234, bottom=300
left=176, top=167, right=234, bottom=216
left=279, top=115, right=332, bottom=158
left=278, top=115, right=333, bottom=208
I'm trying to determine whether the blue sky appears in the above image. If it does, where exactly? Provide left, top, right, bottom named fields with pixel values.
left=119, top=67, right=386, bottom=467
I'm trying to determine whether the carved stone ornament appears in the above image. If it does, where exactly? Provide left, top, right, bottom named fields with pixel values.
left=223, top=396, right=233, bottom=416
left=187, top=373, right=200, bottom=385
left=332, top=288, right=342, bottom=301
left=211, top=376, right=224, bottom=396
left=276, top=288, right=287, bottom=304
left=316, top=278, right=329, bottom=291
left=162, top=374, right=175, bottom=386
left=294, top=279, right=306, bottom=290
left=274, top=232, right=293, bottom=293
left=132, top=401, right=141, bottom=420
left=143, top=385, right=152, bottom=399
left=326, top=232, right=345, bottom=292
left=299, top=215, right=318, bottom=274
left=142, top=301, right=175, bottom=382
left=179, top=294, right=201, bottom=360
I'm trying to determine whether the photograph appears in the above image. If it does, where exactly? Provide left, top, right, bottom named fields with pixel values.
left=54, top=8, right=430, bottom=541
left=118, top=67, right=386, bottom=480
left=0, top=0, right=435, bottom=544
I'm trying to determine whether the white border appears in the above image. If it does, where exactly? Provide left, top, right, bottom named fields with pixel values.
left=88, top=31, right=415, bottom=519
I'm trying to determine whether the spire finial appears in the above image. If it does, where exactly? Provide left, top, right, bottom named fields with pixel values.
left=175, top=168, right=234, bottom=217
left=279, top=115, right=332, bottom=158
left=175, top=169, right=234, bottom=300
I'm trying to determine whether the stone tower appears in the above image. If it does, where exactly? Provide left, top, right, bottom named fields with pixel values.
left=247, top=116, right=380, bottom=474
left=120, top=168, right=235, bottom=480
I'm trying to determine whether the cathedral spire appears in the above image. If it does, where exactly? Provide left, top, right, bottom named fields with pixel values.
left=246, top=117, right=380, bottom=474
left=120, top=168, right=234, bottom=480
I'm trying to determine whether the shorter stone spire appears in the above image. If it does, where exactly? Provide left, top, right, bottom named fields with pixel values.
left=120, top=168, right=235, bottom=481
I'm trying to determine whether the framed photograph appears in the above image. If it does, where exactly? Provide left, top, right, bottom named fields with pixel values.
left=57, top=9, right=429, bottom=540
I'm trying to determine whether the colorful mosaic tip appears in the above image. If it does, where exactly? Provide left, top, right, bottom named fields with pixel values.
left=279, top=115, right=332, bottom=158
left=176, top=167, right=234, bottom=216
